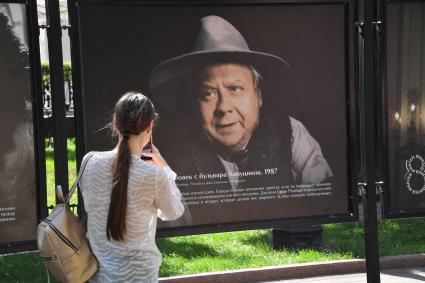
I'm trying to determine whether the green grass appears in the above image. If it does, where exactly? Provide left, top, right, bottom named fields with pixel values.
left=1, top=139, right=425, bottom=281
left=0, top=252, right=48, bottom=283
left=156, top=218, right=425, bottom=276
left=45, top=138, right=77, bottom=208
left=157, top=229, right=351, bottom=276
left=2, top=219, right=425, bottom=281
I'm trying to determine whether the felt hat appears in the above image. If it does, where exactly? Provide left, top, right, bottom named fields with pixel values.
left=149, top=15, right=290, bottom=109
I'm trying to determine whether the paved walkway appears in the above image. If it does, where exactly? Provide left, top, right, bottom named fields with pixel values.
left=264, top=267, right=425, bottom=282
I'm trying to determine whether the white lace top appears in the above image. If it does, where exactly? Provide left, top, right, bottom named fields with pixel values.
left=80, top=151, right=184, bottom=283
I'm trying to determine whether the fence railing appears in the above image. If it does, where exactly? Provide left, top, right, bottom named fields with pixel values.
left=42, top=79, right=74, bottom=118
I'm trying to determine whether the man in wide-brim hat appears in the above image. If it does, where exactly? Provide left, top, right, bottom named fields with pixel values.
left=149, top=15, right=332, bottom=225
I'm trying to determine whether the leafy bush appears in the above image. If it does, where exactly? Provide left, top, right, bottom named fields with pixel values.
left=41, top=61, right=72, bottom=86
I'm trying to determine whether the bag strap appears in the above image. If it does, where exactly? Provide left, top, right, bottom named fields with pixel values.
left=44, top=264, right=51, bottom=283
left=67, top=152, right=94, bottom=203
left=56, top=185, right=66, bottom=204
left=56, top=153, right=93, bottom=204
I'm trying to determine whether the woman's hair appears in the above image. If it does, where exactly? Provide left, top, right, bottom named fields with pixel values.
left=107, top=91, right=157, bottom=241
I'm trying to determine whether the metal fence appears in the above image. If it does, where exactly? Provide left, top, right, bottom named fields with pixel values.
left=42, top=79, right=74, bottom=118
left=42, top=79, right=75, bottom=138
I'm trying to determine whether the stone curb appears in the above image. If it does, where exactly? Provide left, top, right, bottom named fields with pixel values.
left=159, top=253, right=425, bottom=283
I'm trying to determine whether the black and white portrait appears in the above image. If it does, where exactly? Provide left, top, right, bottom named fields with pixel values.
left=150, top=15, right=333, bottom=188
left=77, top=3, right=352, bottom=228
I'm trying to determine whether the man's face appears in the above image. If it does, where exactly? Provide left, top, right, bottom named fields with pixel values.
left=194, top=63, right=262, bottom=152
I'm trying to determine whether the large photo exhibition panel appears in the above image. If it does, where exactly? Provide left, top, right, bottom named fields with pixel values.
left=0, top=2, right=38, bottom=247
left=384, top=0, right=425, bottom=217
left=76, top=2, right=354, bottom=231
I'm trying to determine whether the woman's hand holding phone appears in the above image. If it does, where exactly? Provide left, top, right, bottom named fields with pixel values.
left=142, top=144, right=168, bottom=168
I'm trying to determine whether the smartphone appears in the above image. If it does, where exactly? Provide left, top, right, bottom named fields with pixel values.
left=141, top=135, right=153, bottom=161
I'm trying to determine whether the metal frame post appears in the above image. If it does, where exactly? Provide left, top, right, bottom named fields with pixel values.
left=27, top=0, right=48, bottom=221
left=67, top=0, right=88, bottom=220
left=362, top=0, right=381, bottom=281
left=45, top=0, right=69, bottom=200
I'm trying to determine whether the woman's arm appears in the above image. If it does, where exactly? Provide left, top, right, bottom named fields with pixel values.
left=154, top=167, right=184, bottom=221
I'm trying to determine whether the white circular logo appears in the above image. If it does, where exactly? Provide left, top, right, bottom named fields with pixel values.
left=404, top=154, right=425, bottom=195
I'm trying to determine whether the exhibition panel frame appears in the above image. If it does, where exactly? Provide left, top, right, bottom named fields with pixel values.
left=0, top=0, right=46, bottom=254
left=68, top=0, right=360, bottom=236
left=380, top=0, right=425, bottom=219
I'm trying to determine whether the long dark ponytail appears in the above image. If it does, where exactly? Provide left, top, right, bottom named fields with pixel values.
left=106, top=92, right=156, bottom=241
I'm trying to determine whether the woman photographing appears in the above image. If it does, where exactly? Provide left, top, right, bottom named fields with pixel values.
left=80, top=92, right=184, bottom=282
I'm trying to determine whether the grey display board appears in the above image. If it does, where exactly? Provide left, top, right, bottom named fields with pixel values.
left=73, top=0, right=358, bottom=235
left=0, top=2, right=39, bottom=249
left=383, top=0, right=425, bottom=218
